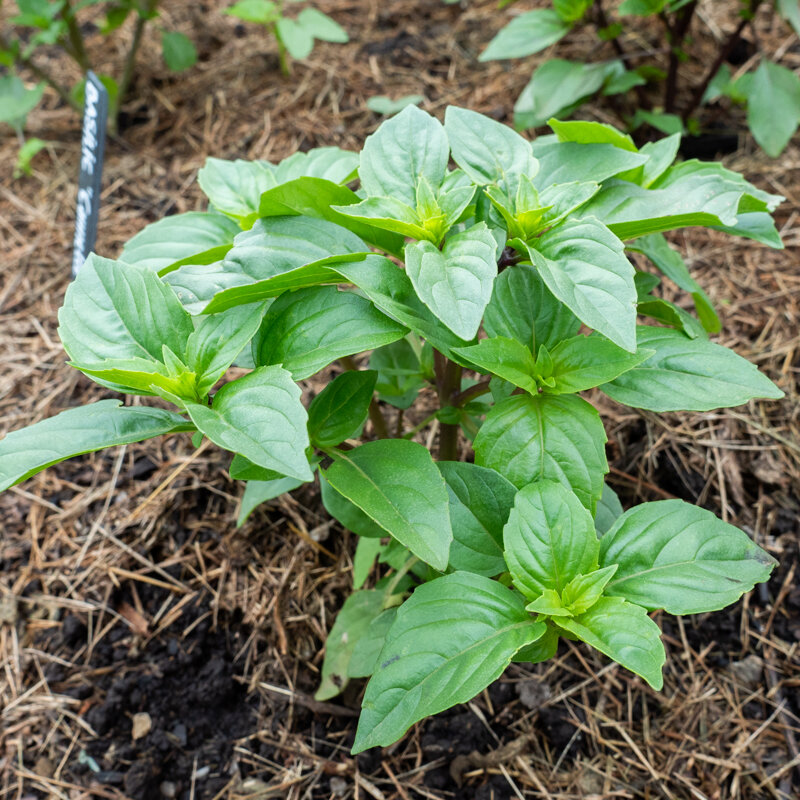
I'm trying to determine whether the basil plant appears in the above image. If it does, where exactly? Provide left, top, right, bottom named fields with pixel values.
left=0, top=107, right=783, bottom=753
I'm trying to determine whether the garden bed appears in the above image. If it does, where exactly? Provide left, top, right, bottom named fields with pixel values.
left=1, top=1, right=799, bottom=798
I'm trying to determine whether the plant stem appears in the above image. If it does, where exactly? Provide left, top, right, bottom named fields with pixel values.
left=272, top=23, right=290, bottom=76
left=661, top=1, right=697, bottom=114
left=340, top=356, right=389, bottom=439
left=61, top=0, right=90, bottom=70
left=434, top=351, right=461, bottom=462
left=452, top=379, right=492, bottom=408
left=0, top=33, right=80, bottom=111
left=117, top=0, right=159, bottom=119
left=682, top=0, right=762, bottom=121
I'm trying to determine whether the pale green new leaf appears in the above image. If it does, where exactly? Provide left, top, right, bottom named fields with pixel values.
left=600, top=500, right=777, bottom=614
left=333, top=196, right=430, bottom=241
left=316, top=590, right=384, bottom=701
left=360, top=105, right=449, bottom=206
left=600, top=326, right=783, bottom=411
left=438, top=461, right=518, bottom=577
left=0, top=401, right=192, bottom=491
left=186, top=302, right=268, bottom=396
left=322, top=440, right=453, bottom=571
left=560, top=564, right=618, bottom=615
left=352, top=572, right=545, bottom=752
left=252, top=286, right=407, bottom=379
left=185, top=366, right=312, bottom=481
left=120, top=212, right=241, bottom=273
left=474, top=393, right=608, bottom=511
left=558, top=597, right=665, bottom=689
left=479, top=9, right=569, bottom=61
left=503, top=480, right=599, bottom=598
left=405, top=222, right=498, bottom=340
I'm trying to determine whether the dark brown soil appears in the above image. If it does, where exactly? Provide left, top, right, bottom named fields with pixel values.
left=1, top=1, right=799, bottom=798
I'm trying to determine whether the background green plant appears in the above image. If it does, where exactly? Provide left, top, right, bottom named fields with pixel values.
left=0, top=106, right=783, bottom=752
left=0, top=0, right=198, bottom=175
left=478, top=0, right=800, bottom=156
left=224, top=0, right=348, bottom=76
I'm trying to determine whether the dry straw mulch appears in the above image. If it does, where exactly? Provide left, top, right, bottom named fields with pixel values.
left=1, top=1, right=799, bottom=798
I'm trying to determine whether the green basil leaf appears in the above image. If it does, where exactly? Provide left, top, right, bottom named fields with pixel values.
left=600, top=326, right=784, bottom=411
left=333, top=256, right=471, bottom=360
left=202, top=216, right=369, bottom=313
left=547, top=334, right=653, bottom=393
left=514, top=59, right=612, bottom=130
left=636, top=133, right=681, bottom=187
left=197, top=157, right=276, bottom=223
left=185, top=365, right=312, bottom=481
left=549, top=118, right=637, bottom=151
left=525, top=217, right=637, bottom=351
left=453, top=337, right=538, bottom=394
left=308, top=370, right=377, bottom=447
left=474, top=393, right=608, bottom=511
left=360, top=105, right=449, bottom=206
left=272, top=146, right=358, bottom=185
left=276, top=16, right=313, bottom=59
left=405, top=222, right=498, bottom=340
left=186, top=302, right=268, bottom=396
left=322, top=440, right=453, bottom=571
left=778, top=0, right=800, bottom=37
left=560, top=564, right=618, bottom=615
left=0, top=400, right=192, bottom=491
left=557, top=597, right=665, bottom=689
left=512, top=623, right=560, bottom=663
left=120, top=212, right=240, bottom=273
left=600, top=500, right=777, bottom=614
left=438, top=461, right=518, bottom=577
left=316, top=590, right=384, bottom=701
left=353, top=537, right=385, bottom=591
left=746, top=60, right=800, bottom=158
left=296, top=7, right=348, bottom=43
left=532, top=139, right=648, bottom=186
left=237, top=475, right=305, bottom=526
left=58, top=255, right=193, bottom=375
left=332, top=196, right=430, bottom=241
left=252, top=286, right=407, bottom=380
left=637, top=297, right=706, bottom=339
left=257, top=177, right=403, bottom=255
left=321, top=474, right=386, bottom=538
left=352, top=572, right=545, bottom=752
left=503, top=479, right=599, bottom=597
left=161, top=30, right=197, bottom=72
left=595, top=482, right=623, bottom=535
left=484, top=264, right=581, bottom=352
left=369, top=339, right=426, bottom=410
left=627, top=233, right=719, bottom=333
left=479, top=9, right=569, bottom=61
left=445, top=106, right=537, bottom=195
left=349, top=607, right=397, bottom=677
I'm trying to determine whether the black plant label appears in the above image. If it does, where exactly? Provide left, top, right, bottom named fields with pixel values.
left=72, top=72, right=108, bottom=277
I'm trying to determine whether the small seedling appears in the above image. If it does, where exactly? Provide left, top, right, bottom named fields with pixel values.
left=225, top=0, right=348, bottom=76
